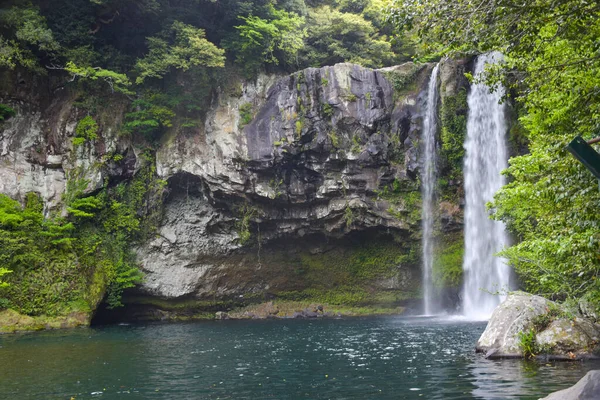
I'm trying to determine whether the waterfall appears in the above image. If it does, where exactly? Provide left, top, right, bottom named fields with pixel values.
left=422, top=64, right=440, bottom=315
left=462, top=52, right=512, bottom=320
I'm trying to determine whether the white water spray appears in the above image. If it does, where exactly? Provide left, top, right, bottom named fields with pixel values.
left=422, top=64, right=440, bottom=315
left=462, top=53, right=512, bottom=320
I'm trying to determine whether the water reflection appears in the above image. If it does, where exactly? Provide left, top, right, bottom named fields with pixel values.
left=468, top=357, right=597, bottom=400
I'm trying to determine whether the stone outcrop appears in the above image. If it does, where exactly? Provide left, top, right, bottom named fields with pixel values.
left=477, top=292, right=600, bottom=359
left=0, top=69, right=134, bottom=212
left=1, top=60, right=469, bottom=320
left=135, top=62, right=448, bottom=301
left=477, top=292, right=552, bottom=357
left=541, top=370, right=600, bottom=400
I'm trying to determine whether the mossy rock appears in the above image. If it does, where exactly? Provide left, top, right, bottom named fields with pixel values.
left=432, top=232, right=464, bottom=288
left=0, top=309, right=89, bottom=333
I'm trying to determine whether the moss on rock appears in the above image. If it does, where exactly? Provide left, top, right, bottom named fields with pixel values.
left=439, top=87, right=468, bottom=184
left=432, top=232, right=464, bottom=288
left=0, top=309, right=89, bottom=333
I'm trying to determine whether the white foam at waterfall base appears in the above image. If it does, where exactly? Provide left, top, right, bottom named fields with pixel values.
left=462, top=52, right=512, bottom=320
left=421, top=64, right=440, bottom=316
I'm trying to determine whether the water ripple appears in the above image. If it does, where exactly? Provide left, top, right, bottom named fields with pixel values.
left=0, top=317, right=598, bottom=399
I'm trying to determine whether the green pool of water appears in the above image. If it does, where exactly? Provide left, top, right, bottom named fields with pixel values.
left=1, top=316, right=598, bottom=399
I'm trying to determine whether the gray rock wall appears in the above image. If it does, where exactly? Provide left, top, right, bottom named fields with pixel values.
left=136, top=62, right=438, bottom=299
left=0, top=60, right=469, bottom=306
left=0, top=69, right=134, bottom=212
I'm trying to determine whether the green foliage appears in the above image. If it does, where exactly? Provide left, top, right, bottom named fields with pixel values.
left=300, top=6, right=395, bottom=68
left=328, top=130, right=339, bottom=147
left=432, top=234, right=464, bottom=287
left=344, top=205, right=354, bottom=227
left=380, top=180, right=422, bottom=226
left=276, top=235, right=419, bottom=306
left=236, top=203, right=258, bottom=245
left=439, top=88, right=468, bottom=180
left=383, top=65, right=420, bottom=101
left=532, top=302, right=573, bottom=332
left=295, top=119, right=304, bottom=137
left=135, top=21, right=225, bottom=84
left=0, top=193, right=82, bottom=315
left=0, top=6, right=60, bottom=72
left=516, top=302, right=576, bottom=357
left=268, top=178, right=285, bottom=198
left=351, top=135, right=361, bottom=153
left=1, top=0, right=411, bottom=95
left=67, top=196, right=102, bottom=218
left=0, top=160, right=165, bottom=315
left=225, top=5, right=307, bottom=76
left=65, top=62, right=133, bottom=95
left=279, top=287, right=371, bottom=306
left=73, top=115, right=98, bottom=146
left=321, top=103, right=333, bottom=117
left=490, top=34, right=600, bottom=300
left=238, top=102, right=254, bottom=129
left=69, top=164, right=165, bottom=309
left=0, top=104, right=16, bottom=122
left=518, top=329, right=538, bottom=359
left=123, top=93, right=176, bottom=141
left=0, top=268, right=11, bottom=288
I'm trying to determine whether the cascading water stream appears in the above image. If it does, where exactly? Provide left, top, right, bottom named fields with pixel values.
left=422, top=64, right=440, bottom=315
left=462, top=52, right=512, bottom=320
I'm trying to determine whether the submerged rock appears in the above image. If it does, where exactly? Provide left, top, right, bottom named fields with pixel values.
left=540, top=370, right=600, bottom=400
left=477, top=292, right=600, bottom=359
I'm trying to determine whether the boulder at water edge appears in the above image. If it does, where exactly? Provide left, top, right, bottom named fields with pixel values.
left=540, top=370, right=600, bottom=400
left=476, top=292, right=600, bottom=359
left=476, top=292, right=552, bottom=357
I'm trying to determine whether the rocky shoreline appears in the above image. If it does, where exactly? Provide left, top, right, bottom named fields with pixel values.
left=219, top=301, right=404, bottom=320
left=0, top=300, right=406, bottom=333
left=0, top=309, right=90, bottom=334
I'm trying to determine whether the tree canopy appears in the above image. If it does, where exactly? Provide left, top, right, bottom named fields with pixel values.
left=1, top=0, right=411, bottom=83
left=300, top=5, right=395, bottom=68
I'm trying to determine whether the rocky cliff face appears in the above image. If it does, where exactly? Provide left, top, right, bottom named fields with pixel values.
left=0, top=60, right=470, bottom=320
left=0, top=69, right=135, bottom=211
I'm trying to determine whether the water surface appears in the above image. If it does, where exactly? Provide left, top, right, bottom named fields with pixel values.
left=1, top=317, right=598, bottom=399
